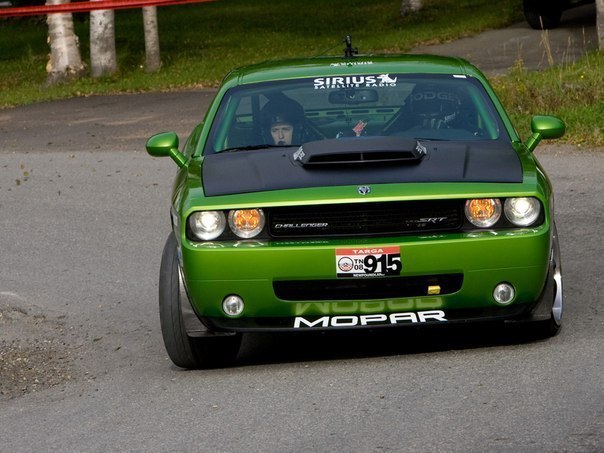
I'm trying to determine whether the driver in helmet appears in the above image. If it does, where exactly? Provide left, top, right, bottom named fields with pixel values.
left=269, top=116, right=294, bottom=146
left=260, top=98, right=305, bottom=146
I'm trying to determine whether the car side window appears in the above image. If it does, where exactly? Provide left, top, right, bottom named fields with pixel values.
left=224, top=96, right=259, bottom=149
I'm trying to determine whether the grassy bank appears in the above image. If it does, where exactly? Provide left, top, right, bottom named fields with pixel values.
left=0, top=0, right=522, bottom=106
left=492, top=51, right=604, bottom=146
left=1, top=0, right=602, bottom=146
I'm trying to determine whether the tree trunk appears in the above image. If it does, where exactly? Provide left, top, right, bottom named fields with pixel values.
left=90, top=0, right=117, bottom=78
left=143, top=6, right=161, bottom=73
left=597, top=0, right=604, bottom=50
left=46, top=0, right=85, bottom=85
left=400, top=0, right=423, bottom=16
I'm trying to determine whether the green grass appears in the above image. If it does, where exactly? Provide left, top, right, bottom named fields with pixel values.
left=0, top=0, right=523, bottom=105
left=1, top=0, right=602, bottom=146
left=492, top=51, right=604, bottom=146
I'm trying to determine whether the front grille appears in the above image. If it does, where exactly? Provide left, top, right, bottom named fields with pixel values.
left=274, top=274, right=464, bottom=301
left=268, top=200, right=462, bottom=238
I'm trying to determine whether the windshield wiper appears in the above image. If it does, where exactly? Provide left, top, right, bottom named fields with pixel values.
left=219, top=144, right=295, bottom=153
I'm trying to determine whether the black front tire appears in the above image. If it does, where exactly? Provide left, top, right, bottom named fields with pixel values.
left=159, top=233, right=241, bottom=369
left=523, top=0, right=563, bottom=29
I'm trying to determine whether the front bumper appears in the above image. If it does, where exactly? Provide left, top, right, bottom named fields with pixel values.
left=180, top=225, right=552, bottom=332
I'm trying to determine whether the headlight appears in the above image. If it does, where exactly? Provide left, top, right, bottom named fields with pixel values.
left=504, top=197, right=541, bottom=226
left=228, top=209, right=265, bottom=238
left=465, top=198, right=502, bottom=228
left=188, top=211, right=226, bottom=241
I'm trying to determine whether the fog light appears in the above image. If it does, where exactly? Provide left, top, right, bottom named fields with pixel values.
left=222, top=295, right=244, bottom=316
left=493, top=283, right=515, bottom=305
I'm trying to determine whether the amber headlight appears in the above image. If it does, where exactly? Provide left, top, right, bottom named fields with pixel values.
left=228, top=209, right=265, bottom=238
left=188, top=211, right=226, bottom=241
left=504, top=197, right=541, bottom=226
left=465, top=198, right=502, bottom=228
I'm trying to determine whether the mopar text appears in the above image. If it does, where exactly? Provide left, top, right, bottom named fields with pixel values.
left=293, top=310, right=447, bottom=328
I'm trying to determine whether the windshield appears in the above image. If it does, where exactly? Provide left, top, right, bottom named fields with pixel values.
left=204, top=74, right=506, bottom=154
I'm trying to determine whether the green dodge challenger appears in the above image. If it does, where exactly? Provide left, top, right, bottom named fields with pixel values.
left=147, top=51, right=565, bottom=369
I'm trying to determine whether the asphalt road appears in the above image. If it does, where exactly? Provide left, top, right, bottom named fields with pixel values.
left=411, top=3, right=599, bottom=74
left=1, top=8, right=603, bottom=451
left=1, top=132, right=603, bottom=451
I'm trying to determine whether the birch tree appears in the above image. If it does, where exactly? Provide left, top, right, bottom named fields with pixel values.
left=400, top=0, right=423, bottom=16
left=143, top=6, right=161, bottom=73
left=597, top=0, right=604, bottom=50
left=46, top=0, right=85, bottom=85
left=90, top=0, right=117, bottom=78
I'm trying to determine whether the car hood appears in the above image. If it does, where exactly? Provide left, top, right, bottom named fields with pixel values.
left=202, top=138, right=522, bottom=197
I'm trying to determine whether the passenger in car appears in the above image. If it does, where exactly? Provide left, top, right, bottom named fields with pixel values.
left=407, top=83, right=462, bottom=130
left=386, top=83, right=477, bottom=137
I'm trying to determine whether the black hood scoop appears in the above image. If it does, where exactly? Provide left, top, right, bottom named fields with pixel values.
left=202, top=139, right=522, bottom=197
left=292, top=137, right=427, bottom=166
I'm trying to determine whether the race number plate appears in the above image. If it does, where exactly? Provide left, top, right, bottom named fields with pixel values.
left=336, top=246, right=402, bottom=278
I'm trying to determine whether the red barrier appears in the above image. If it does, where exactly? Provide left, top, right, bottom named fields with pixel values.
left=0, top=0, right=215, bottom=18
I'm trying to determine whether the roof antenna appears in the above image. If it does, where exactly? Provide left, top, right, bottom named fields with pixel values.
left=344, top=35, right=358, bottom=58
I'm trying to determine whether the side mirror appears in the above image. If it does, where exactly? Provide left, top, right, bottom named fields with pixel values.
left=146, top=132, right=187, bottom=167
left=524, top=115, right=565, bottom=153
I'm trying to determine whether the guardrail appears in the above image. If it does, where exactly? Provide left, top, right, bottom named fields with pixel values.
left=0, top=0, right=214, bottom=18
